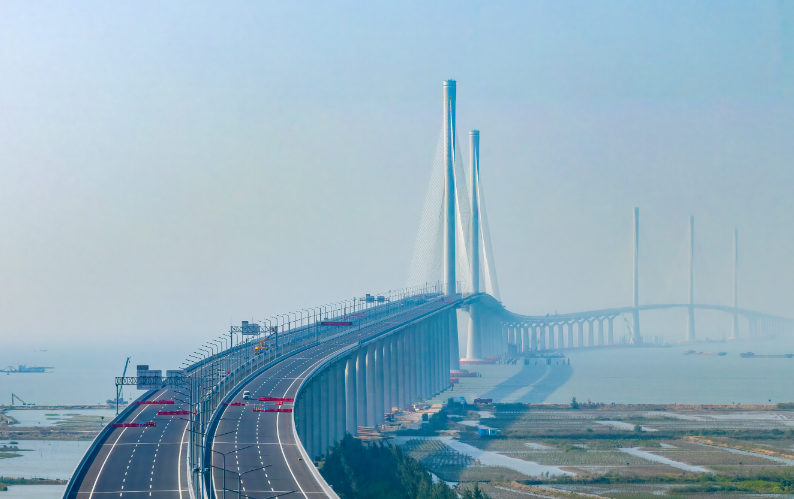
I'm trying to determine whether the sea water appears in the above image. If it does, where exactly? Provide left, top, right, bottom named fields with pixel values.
left=0, top=440, right=90, bottom=479
left=544, top=336, right=794, bottom=404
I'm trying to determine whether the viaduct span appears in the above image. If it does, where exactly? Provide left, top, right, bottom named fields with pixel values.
left=64, top=81, right=794, bottom=499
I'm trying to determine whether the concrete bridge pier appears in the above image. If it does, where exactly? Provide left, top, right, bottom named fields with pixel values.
left=312, top=377, right=321, bottom=458
left=318, top=369, right=333, bottom=454
left=397, top=332, right=406, bottom=409
left=520, top=326, right=527, bottom=353
left=345, top=356, right=357, bottom=436
left=356, top=348, right=367, bottom=428
left=365, top=343, right=377, bottom=425
left=381, top=339, right=391, bottom=419
left=587, top=319, right=595, bottom=346
left=567, top=322, right=574, bottom=349
left=556, top=323, right=564, bottom=350
left=465, top=303, right=483, bottom=360
left=448, top=310, right=460, bottom=370
left=335, top=362, right=345, bottom=444
left=597, top=318, right=604, bottom=346
left=577, top=320, right=584, bottom=347
left=537, top=324, right=545, bottom=350
left=607, top=316, right=614, bottom=345
left=390, top=334, right=399, bottom=412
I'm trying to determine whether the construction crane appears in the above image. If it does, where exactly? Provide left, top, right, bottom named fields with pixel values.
left=116, top=357, right=131, bottom=403
left=11, top=393, right=31, bottom=406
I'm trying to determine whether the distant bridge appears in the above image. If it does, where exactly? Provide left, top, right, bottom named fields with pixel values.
left=65, top=80, right=793, bottom=499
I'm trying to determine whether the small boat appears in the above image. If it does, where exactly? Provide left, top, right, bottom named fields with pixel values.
left=684, top=350, right=727, bottom=356
left=740, top=352, right=794, bottom=359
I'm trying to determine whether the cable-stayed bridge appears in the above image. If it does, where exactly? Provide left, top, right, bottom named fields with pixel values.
left=64, top=81, right=794, bottom=499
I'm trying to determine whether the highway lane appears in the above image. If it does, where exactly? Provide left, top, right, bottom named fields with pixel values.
left=68, top=389, right=190, bottom=499
left=210, top=295, right=460, bottom=499
left=66, top=293, right=455, bottom=499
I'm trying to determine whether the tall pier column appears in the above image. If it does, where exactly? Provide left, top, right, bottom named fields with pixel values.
left=597, top=319, right=604, bottom=346
left=381, top=340, right=391, bottom=417
left=306, top=383, right=316, bottom=459
left=428, top=322, right=437, bottom=396
left=567, top=322, right=574, bottom=349
left=731, top=229, right=739, bottom=339
left=397, top=331, right=405, bottom=409
left=365, top=343, right=376, bottom=426
left=374, top=341, right=384, bottom=424
left=401, top=331, right=409, bottom=407
left=356, top=348, right=367, bottom=430
left=441, top=317, right=450, bottom=391
left=686, top=216, right=696, bottom=341
left=320, top=371, right=331, bottom=453
left=311, top=377, right=323, bottom=457
left=345, top=356, right=357, bottom=436
left=587, top=320, right=595, bottom=347
left=449, top=311, right=460, bottom=370
left=297, top=390, right=307, bottom=447
left=390, top=335, right=398, bottom=413
left=632, top=207, right=642, bottom=343
left=443, top=80, right=457, bottom=294
left=577, top=320, right=584, bottom=347
left=335, top=361, right=345, bottom=444
left=465, top=303, right=482, bottom=360
left=557, top=324, right=564, bottom=350
left=607, top=317, right=614, bottom=345
left=411, top=327, right=420, bottom=403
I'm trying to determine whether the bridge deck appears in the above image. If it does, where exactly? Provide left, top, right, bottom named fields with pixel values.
left=67, top=294, right=460, bottom=499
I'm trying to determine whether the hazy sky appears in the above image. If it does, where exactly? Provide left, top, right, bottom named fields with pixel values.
left=2, top=1, right=794, bottom=355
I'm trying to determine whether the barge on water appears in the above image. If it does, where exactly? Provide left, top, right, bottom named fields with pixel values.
left=684, top=350, right=727, bottom=356
left=0, top=364, right=53, bottom=374
left=740, top=352, right=794, bottom=358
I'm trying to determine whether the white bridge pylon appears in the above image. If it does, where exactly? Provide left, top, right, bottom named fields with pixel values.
left=407, top=80, right=500, bottom=361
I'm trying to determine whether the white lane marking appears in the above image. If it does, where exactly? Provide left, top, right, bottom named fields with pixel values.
left=89, top=390, right=167, bottom=499
left=177, top=412, right=189, bottom=499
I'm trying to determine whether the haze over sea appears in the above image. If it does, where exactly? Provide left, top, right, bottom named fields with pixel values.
left=3, top=334, right=794, bottom=407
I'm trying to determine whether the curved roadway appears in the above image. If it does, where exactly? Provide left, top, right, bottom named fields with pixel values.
left=67, top=388, right=190, bottom=499
left=67, top=293, right=460, bottom=499
left=208, top=294, right=460, bottom=499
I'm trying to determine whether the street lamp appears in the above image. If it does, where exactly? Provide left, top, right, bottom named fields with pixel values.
left=235, top=465, right=271, bottom=499
left=210, top=445, right=253, bottom=499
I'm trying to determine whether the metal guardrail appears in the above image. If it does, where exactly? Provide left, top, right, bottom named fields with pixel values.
left=62, top=389, right=156, bottom=499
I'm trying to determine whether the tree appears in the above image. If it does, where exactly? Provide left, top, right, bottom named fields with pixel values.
left=460, top=483, right=491, bottom=499
left=570, top=397, right=579, bottom=409
left=320, top=434, right=457, bottom=499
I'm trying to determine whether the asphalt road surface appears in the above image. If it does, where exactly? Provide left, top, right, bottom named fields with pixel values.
left=67, top=294, right=458, bottom=499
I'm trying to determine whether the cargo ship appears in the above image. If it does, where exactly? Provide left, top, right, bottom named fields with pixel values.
left=0, top=364, right=53, bottom=374
left=740, top=352, right=794, bottom=359
left=684, top=350, right=727, bottom=356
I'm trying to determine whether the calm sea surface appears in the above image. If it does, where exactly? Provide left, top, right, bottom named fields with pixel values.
left=2, top=335, right=794, bottom=499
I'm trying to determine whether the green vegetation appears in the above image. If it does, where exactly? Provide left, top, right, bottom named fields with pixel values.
left=459, top=483, right=490, bottom=499
left=0, top=477, right=67, bottom=490
left=0, top=453, right=22, bottom=460
left=570, top=397, right=579, bottom=409
left=321, top=434, right=461, bottom=499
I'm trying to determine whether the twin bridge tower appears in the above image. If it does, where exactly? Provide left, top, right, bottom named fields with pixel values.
left=412, top=80, right=793, bottom=359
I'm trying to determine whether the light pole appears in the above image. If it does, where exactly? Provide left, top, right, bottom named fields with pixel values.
left=235, top=466, right=271, bottom=499
left=210, top=445, right=253, bottom=499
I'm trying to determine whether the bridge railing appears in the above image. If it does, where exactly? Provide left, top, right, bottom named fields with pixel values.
left=178, top=281, right=444, bottom=499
